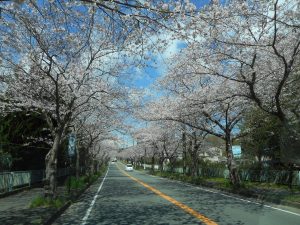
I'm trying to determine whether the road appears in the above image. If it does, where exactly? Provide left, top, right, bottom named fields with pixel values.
left=53, top=164, right=300, bottom=225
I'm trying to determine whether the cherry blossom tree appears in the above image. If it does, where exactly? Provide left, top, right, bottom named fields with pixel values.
left=72, top=108, right=120, bottom=178
left=127, top=122, right=179, bottom=173
left=0, top=2, right=130, bottom=197
left=175, top=0, right=300, bottom=164
left=137, top=62, right=249, bottom=185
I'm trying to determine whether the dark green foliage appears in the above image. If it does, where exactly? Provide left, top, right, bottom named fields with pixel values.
left=240, top=109, right=282, bottom=168
left=0, top=111, right=51, bottom=171
left=0, top=150, right=12, bottom=171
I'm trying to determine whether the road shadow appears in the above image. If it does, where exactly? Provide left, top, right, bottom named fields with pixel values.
left=0, top=207, right=56, bottom=225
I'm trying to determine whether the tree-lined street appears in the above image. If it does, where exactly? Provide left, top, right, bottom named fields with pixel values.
left=52, top=164, right=300, bottom=225
left=0, top=0, right=300, bottom=224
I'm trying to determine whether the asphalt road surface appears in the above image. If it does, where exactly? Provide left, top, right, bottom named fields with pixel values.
left=53, top=164, right=300, bottom=225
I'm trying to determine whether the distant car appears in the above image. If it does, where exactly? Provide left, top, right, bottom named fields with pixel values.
left=125, top=164, right=133, bottom=171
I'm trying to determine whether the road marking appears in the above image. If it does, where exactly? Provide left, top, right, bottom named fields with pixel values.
left=81, top=168, right=109, bottom=225
left=181, top=184, right=300, bottom=217
left=117, top=167, right=218, bottom=225
left=143, top=172, right=300, bottom=217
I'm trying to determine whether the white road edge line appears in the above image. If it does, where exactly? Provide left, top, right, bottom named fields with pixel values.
left=140, top=171, right=300, bottom=217
left=191, top=185, right=300, bottom=216
left=81, top=167, right=109, bottom=225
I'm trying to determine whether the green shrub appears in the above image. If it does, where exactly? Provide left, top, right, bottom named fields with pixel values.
left=30, top=196, right=45, bottom=208
left=30, top=196, right=65, bottom=209
left=65, top=176, right=85, bottom=191
left=83, top=175, right=97, bottom=184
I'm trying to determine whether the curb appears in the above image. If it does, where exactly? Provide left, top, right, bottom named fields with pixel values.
left=43, top=175, right=104, bottom=225
left=0, top=186, right=31, bottom=198
left=43, top=201, right=72, bottom=225
left=42, top=182, right=93, bottom=225
left=280, top=200, right=300, bottom=209
left=0, top=182, right=48, bottom=199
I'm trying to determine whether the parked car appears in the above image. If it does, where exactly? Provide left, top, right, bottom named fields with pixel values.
left=125, top=164, right=133, bottom=172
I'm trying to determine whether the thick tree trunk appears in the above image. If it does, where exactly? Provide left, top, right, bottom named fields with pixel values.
left=44, top=132, right=61, bottom=199
left=225, top=135, right=240, bottom=187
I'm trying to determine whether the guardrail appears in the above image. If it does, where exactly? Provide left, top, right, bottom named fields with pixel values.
left=0, top=168, right=72, bottom=194
left=0, top=171, right=31, bottom=193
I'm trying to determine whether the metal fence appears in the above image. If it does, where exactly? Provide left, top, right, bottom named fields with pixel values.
left=143, top=164, right=300, bottom=186
left=238, top=169, right=300, bottom=185
left=0, top=168, right=71, bottom=194
left=0, top=171, right=31, bottom=193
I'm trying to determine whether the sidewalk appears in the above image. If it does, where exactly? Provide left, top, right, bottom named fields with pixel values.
left=0, top=188, right=57, bottom=225
left=0, top=171, right=106, bottom=225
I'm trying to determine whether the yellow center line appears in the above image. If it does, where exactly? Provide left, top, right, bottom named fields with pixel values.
left=116, top=165, right=218, bottom=225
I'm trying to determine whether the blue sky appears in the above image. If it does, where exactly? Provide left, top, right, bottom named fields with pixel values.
left=117, top=0, right=217, bottom=146
left=127, top=0, right=213, bottom=90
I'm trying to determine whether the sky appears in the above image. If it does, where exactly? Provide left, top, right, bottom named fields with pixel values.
left=128, top=2, right=212, bottom=84
left=116, top=37, right=189, bottom=147
left=130, top=0, right=212, bottom=89
left=116, top=0, right=226, bottom=147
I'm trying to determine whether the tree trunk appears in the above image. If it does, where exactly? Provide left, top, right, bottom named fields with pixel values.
left=151, top=155, right=155, bottom=173
left=182, top=132, right=187, bottom=175
left=191, top=153, right=199, bottom=177
left=169, top=157, right=176, bottom=173
left=44, top=132, right=61, bottom=199
left=144, top=148, right=147, bottom=170
left=225, top=135, right=240, bottom=187
left=93, top=160, right=98, bottom=174
left=159, top=157, right=164, bottom=173
left=76, top=148, right=80, bottom=179
left=186, top=139, right=193, bottom=176
left=190, top=134, right=199, bottom=177
left=91, top=159, right=95, bottom=175
left=287, top=163, right=294, bottom=189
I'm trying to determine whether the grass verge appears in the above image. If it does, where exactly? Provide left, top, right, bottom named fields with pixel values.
left=149, top=170, right=300, bottom=204
left=30, top=165, right=108, bottom=209
left=30, top=196, right=65, bottom=209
